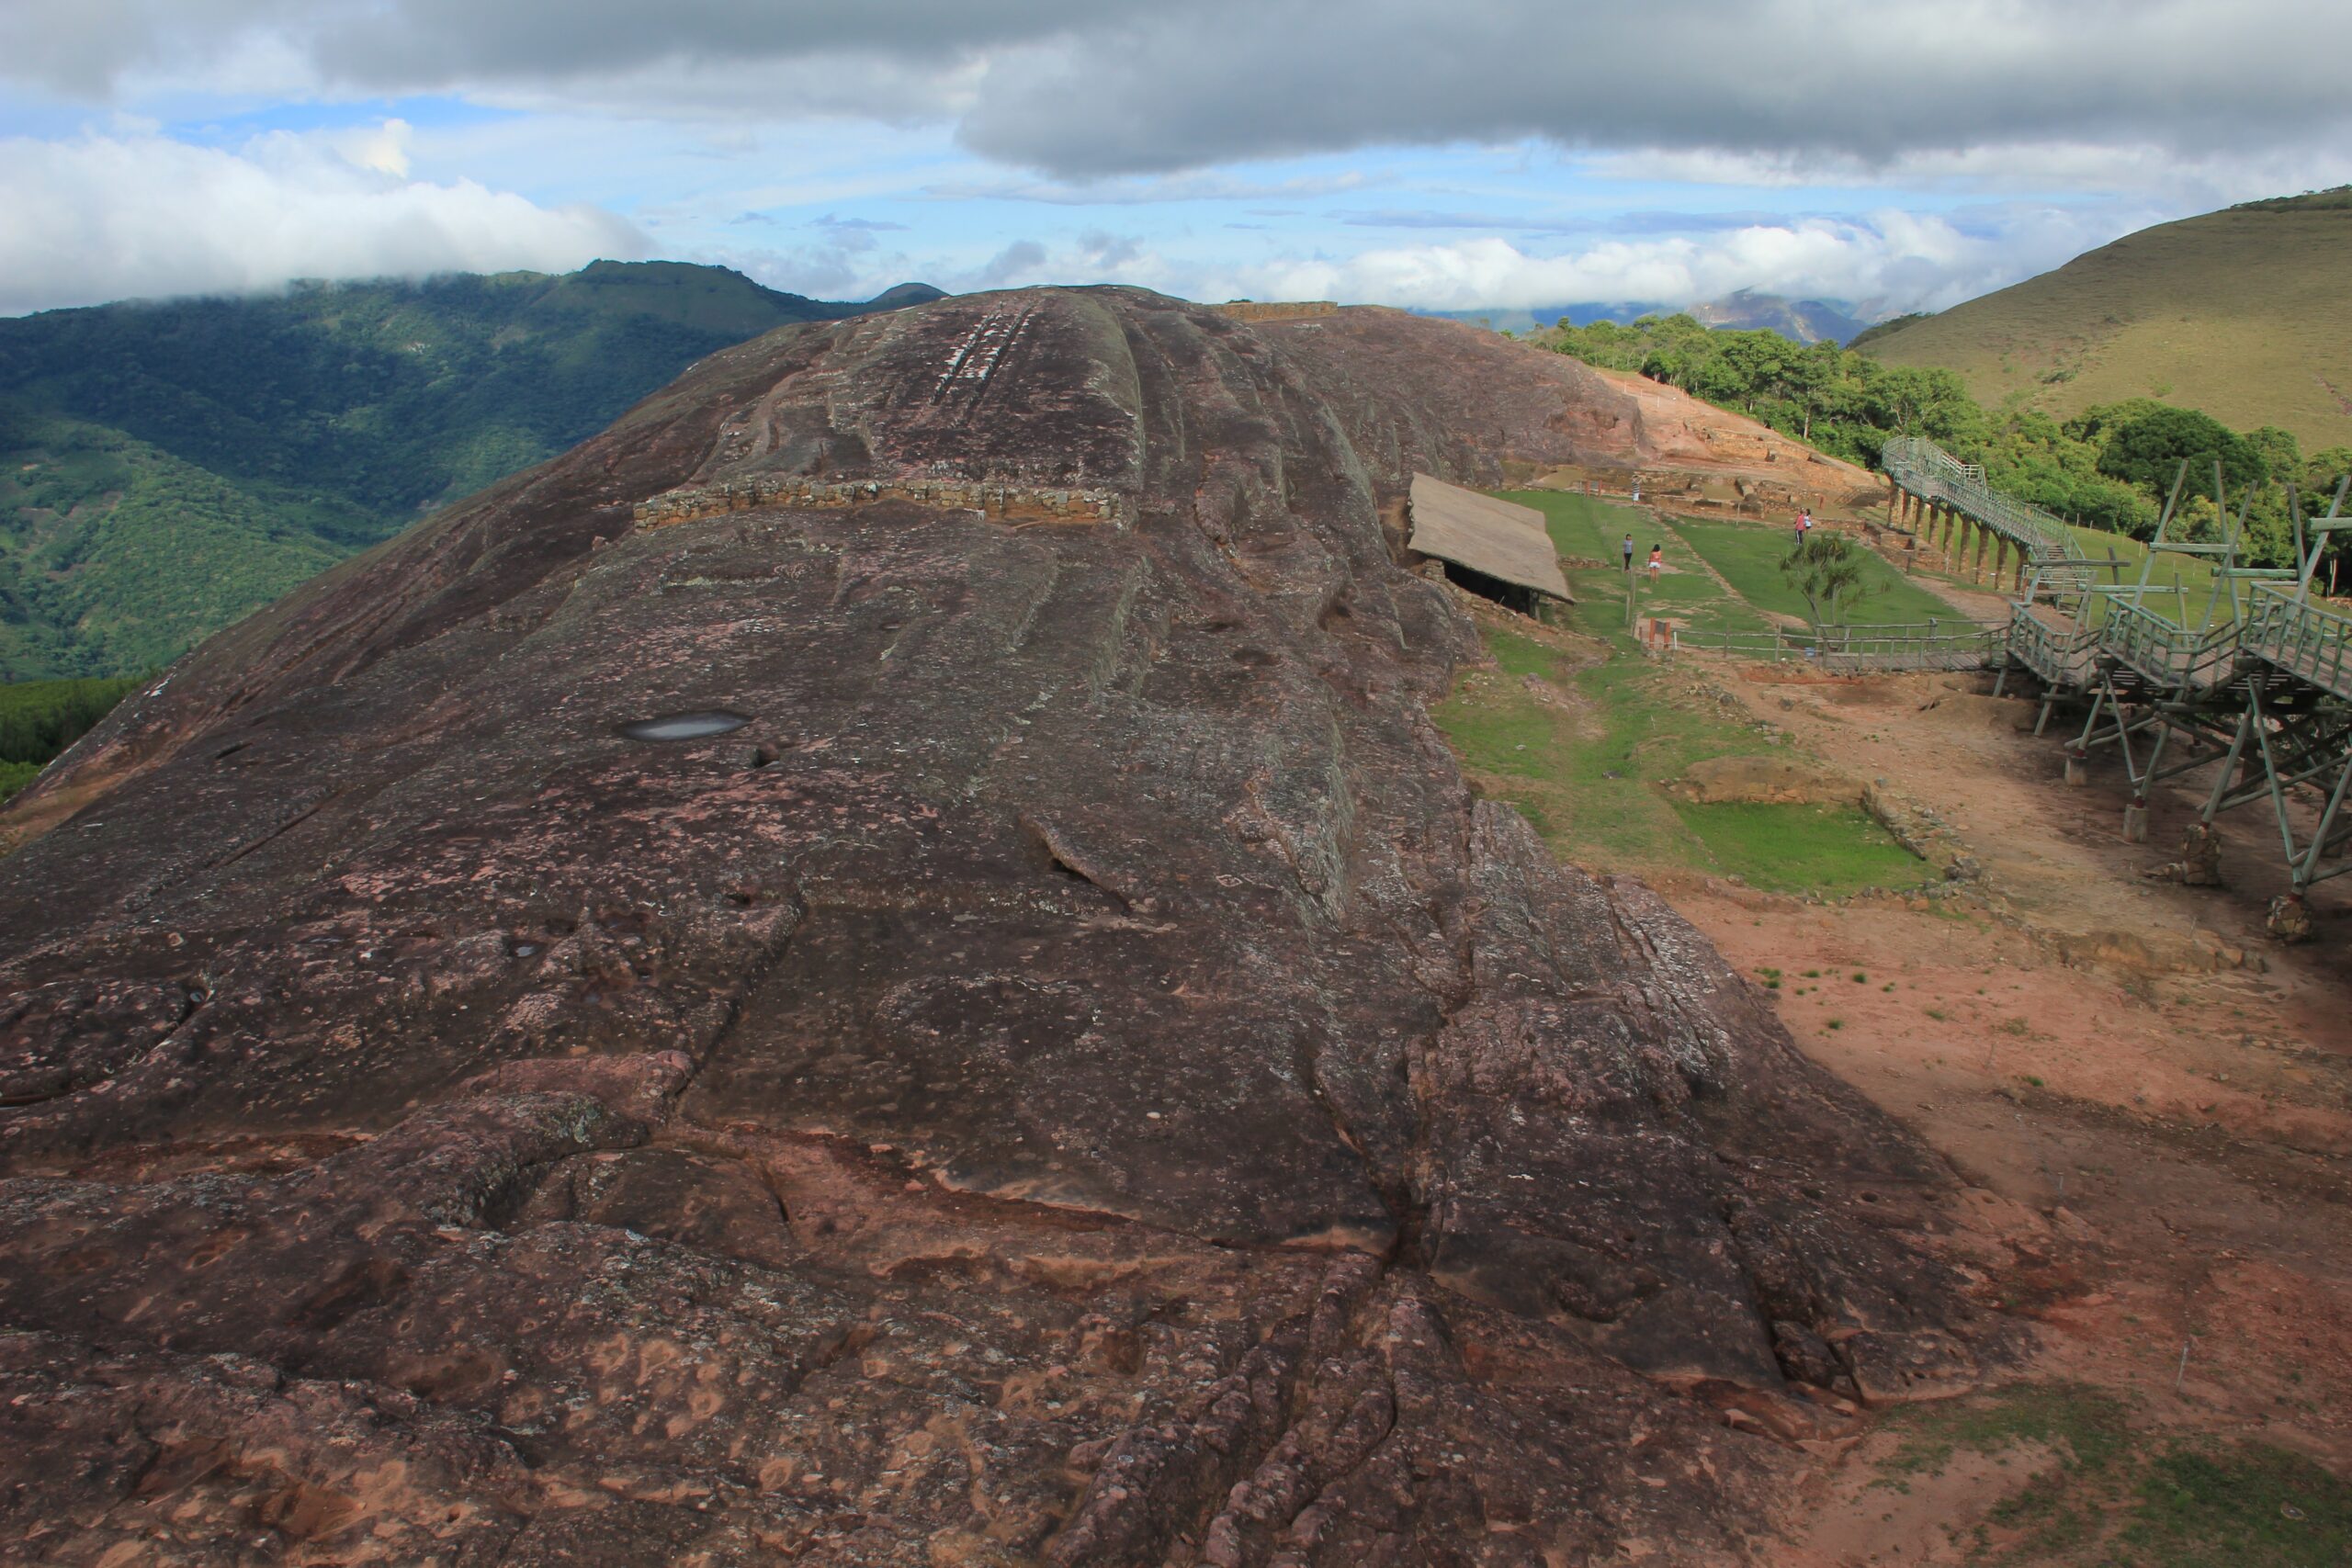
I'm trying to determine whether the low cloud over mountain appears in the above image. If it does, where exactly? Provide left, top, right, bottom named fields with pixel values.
left=0, top=123, right=643, bottom=316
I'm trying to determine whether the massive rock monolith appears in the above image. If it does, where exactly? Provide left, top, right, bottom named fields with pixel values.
left=0, top=291, right=1995, bottom=1564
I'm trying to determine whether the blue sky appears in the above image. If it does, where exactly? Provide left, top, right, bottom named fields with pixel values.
left=2, top=1, right=2346, bottom=320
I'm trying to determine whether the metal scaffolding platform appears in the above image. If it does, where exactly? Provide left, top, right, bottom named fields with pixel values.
left=1917, top=439, right=2352, bottom=904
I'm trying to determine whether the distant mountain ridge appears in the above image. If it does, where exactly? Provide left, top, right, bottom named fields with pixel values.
left=1686, top=290, right=1870, bottom=346
left=1423, top=290, right=1871, bottom=344
left=0, top=263, right=942, bottom=678
left=1853, top=189, right=2352, bottom=451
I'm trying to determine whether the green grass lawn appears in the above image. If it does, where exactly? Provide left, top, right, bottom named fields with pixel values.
left=1670, top=800, right=1932, bottom=895
left=1874, top=1382, right=2352, bottom=1565
left=1433, top=494, right=1939, bottom=896
left=1668, top=516, right=1969, bottom=627
left=1499, top=488, right=1628, bottom=562
left=1502, top=491, right=1775, bottom=639
left=1433, top=613, right=1930, bottom=894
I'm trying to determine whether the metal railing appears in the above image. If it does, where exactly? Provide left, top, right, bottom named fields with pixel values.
left=2097, top=599, right=2244, bottom=692
left=1673, top=619, right=2007, bottom=671
left=2007, top=606, right=2106, bottom=686
left=1882, top=436, right=2085, bottom=567
left=2245, top=582, right=2352, bottom=700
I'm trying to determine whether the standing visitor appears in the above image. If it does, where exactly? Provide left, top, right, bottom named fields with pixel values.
left=1622, top=533, right=1636, bottom=572
left=1646, top=545, right=1663, bottom=581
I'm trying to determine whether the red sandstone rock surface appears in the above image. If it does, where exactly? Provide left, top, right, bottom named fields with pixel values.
left=0, top=291, right=1998, bottom=1563
left=1255, top=310, right=1880, bottom=509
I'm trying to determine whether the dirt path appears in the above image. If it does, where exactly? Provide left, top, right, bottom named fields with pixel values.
left=1650, top=663, right=2352, bottom=1562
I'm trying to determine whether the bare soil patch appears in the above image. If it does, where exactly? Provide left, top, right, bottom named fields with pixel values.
left=1660, top=662, right=2352, bottom=1559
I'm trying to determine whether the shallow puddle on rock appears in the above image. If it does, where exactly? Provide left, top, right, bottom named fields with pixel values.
left=616, top=711, right=750, bottom=742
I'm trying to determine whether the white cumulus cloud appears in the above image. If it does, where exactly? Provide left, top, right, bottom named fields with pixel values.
left=0, top=123, right=647, bottom=316
left=1197, top=206, right=2164, bottom=318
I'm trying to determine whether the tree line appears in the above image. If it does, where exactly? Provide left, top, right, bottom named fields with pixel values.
left=0, top=674, right=142, bottom=802
left=1540, top=314, right=2351, bottom=573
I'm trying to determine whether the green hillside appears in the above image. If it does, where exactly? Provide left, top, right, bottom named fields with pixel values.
left=0, top=415, right=351, bottom=677
left=0, top=262, right=942, bottom=678
left=1856, top=191, right=2352, bottom=454
left=1543, top=310, right=2352, bottom=577
left=0, top=674, right=141, bottom=802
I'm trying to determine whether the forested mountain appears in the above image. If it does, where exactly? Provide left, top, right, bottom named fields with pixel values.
left=1686, top=290, right=1869, bottom=345
left=0, top=262, right=942, bottom=678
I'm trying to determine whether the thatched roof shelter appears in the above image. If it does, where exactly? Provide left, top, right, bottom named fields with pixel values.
left=1407, top=474, right=1572, bottom=602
